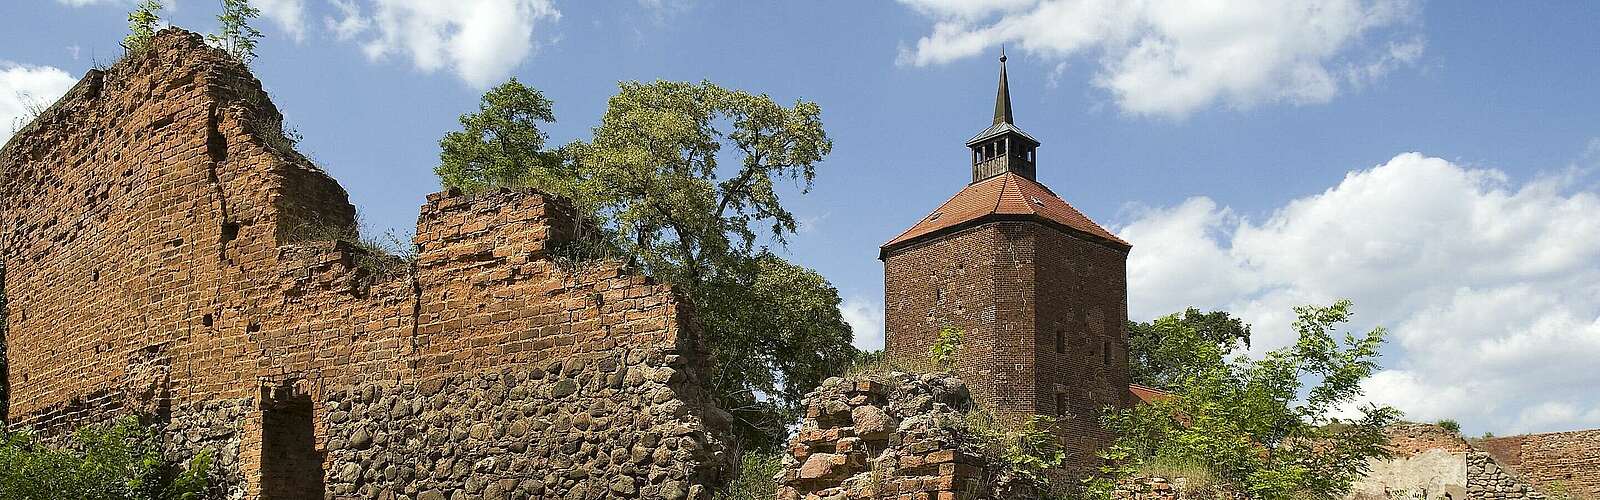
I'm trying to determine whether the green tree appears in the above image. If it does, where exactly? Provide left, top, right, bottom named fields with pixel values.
left=1127, top=308, right=1251, bottom=390
left=696, top=254, right=856, bottom=448
left=0, top=416, right=211, bottom=499
left=207, top=0, right=262, bottom=64
left=435, top=79, right=853, bottom=451
left=122, top=0, right=164, bottom=54
left=572, top=81, right=843, bottom=450
left=435, top=78, right=569, bottom=192
left=1092, top=300, right=1400, bottom=500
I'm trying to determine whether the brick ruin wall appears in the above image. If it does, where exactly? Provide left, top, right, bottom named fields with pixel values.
left=1477, top=429, right=1600, bottom=498
left=1347, top=424, right=1566, bottom=500
left=882, top=221, right=1130, bottom=473
left=776, top=372, right=1015, bottom=500
left=0, top=29, right=730, bottom=499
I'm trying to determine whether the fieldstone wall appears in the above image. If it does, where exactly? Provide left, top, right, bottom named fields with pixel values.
left=1467, top=451, right=1547, bottom=500
left=777, top=371, right=1070, bottom=500
left=320, top=349, right=723, bottom=500
left=167, top=399, right=253, bottom=500
left=1, top=28, right=731, bottom=499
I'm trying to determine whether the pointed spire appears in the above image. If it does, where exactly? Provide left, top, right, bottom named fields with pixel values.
left=994, top=47, right=1014, bottom=125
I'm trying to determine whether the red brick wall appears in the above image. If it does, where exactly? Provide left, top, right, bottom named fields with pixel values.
left=0, top=29, right=351, bottom=424
left=1478, top=429, right=1600, bottom=497
left=1030, top=224, right=1130, bottom=469
left=884, top=224, right=1014, bottom=410
left=883, top=218, right=1130, bottom=470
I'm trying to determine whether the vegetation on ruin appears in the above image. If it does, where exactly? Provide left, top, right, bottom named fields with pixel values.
left=434, top=78, right=566, bottom=193
left=1133, top=457, right=1223, bottom=495
left=958, top=410, right=1069, bottom=489
left=435, top=78, right=857, bottom=451
left=1127, top=307, right=1252, bottom=391
left=207, top=0, right=263, bottom=65
left=122, top=0, right=163, bottom=54
left=0, top=417, right=211, bottom=500
left=716, top=450, right=785, bottom=500
left=1084, top=300, right=1401, bottom=500
left=1434, top=419, right=1461, bottom=434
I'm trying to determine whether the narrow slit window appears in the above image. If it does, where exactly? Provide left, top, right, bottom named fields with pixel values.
left=1055, top=330, right=1065, bottom=353
left=1103, top=340, right=1112, bottom=365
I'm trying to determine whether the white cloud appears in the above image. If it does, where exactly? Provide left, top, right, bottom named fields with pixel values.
left=355, top=0, right=560, bottom=87
left=840, top=295, right=886, bottom=352
left=1118, top=151, right=1600, bottom=435
left=324, top=0, right=371, bottom=41
left=895, top=0, right=1423, bottom=118
left=2, top=62, right=78, bottom=144
left=254, top=0, right=308, bottom=42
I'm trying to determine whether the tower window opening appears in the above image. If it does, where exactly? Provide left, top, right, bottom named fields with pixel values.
left=1056, top=392, right=1067, bottom=416
left=1103, top=340, right=1112, bottom=365
left=1055, top=330, right=1065, bottom=353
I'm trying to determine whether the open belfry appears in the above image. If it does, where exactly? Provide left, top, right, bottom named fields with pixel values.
left=880, top=52, right=1136, bottom=469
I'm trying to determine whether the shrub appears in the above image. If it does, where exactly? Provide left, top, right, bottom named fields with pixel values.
left=929, top=326, right=964, bottom=369
left=0, top=416, right=210, bottom=499
left=960, top=409, right=1067, bottom=487
left=1435, top=419, right=1461, bottom=434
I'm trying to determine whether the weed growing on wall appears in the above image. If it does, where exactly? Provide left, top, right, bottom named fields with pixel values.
left=207, top=0, right=262, bottom=65
left=122, top=0, right=164, bottom=54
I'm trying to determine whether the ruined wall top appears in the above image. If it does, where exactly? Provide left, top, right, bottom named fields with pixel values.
left=0, top=28, right=697, bottom=430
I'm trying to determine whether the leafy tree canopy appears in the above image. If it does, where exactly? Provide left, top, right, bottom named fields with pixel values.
left=1093, top=300, right=1400, bottom=500
left=1127, top=307, right=1251, bottom=390
left=434, top=78, right=568, bottom=193
left=435, top=79, right=852, bottom=451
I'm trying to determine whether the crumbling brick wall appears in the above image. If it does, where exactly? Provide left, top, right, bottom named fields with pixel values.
left=1, top=28, right=729, bottom=499
left=1477, top=430, right=1600, bottom=498
left=776, top=371, right=1084, bottom=500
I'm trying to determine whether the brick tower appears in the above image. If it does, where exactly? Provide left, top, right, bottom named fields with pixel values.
left=880, top=52, right=1133, bottom=468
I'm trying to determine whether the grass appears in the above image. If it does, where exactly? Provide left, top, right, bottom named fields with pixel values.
left=281, top=213, right=416, bottom=288
left=839, top=350, right=941, bottom=379
left=715, top=451, right=783, bottom=500
left=1135, top=457, right=1223, bottom=494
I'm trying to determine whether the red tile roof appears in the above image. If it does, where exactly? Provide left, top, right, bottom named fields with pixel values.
left=881, top=172, right=1129, bottom=254
left=1127, top=383, right=1173, bottom=405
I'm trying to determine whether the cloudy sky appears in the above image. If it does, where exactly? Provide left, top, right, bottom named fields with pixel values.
left=4, top=1, right=1598, bottom=436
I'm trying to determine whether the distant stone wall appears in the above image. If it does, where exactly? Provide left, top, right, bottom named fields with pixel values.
left=1, top=28, right=730, bottom=499
left=1346, top=424, right=1564, bottom=500
left=1477, top=430, right=1600, bottom=498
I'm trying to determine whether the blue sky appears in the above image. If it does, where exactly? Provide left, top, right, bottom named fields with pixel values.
left=4, top=1, right=1599, bottom=436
